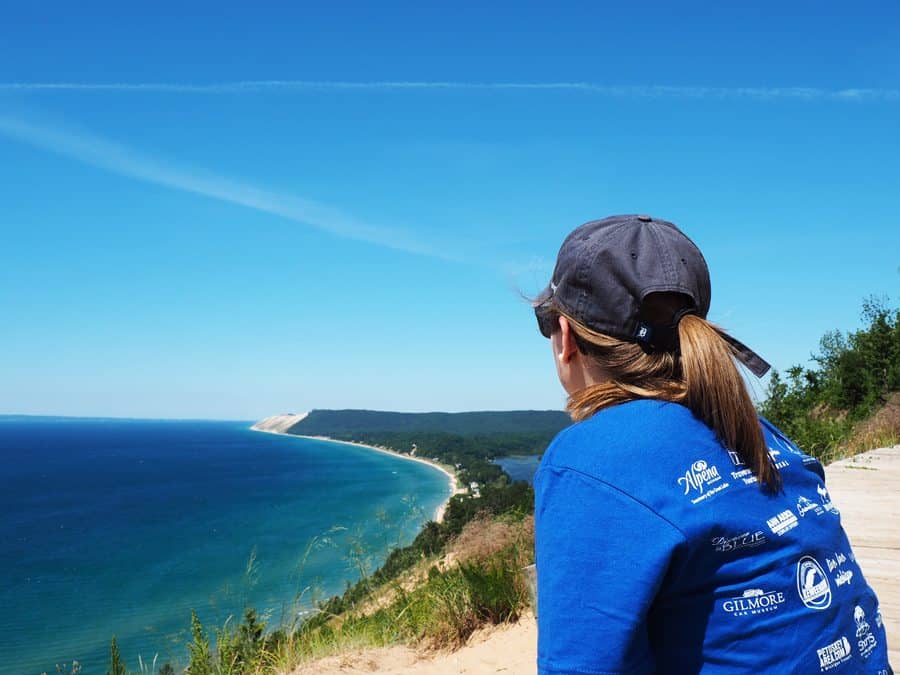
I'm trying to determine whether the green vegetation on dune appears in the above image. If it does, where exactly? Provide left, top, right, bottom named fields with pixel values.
left=295, top=512, right=535, bottom=661
left=760, top=297, right=900, bottom=462
left=132, top=510, right=535, bottom=675
left=297, top=429, right=554, bottom=486
left=315, top=480, right=534, bottom=620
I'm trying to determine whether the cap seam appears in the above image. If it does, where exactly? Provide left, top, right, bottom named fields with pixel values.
left=647, top=222, right=677, bottom=285
left=575, top=220, right=634, bottom=326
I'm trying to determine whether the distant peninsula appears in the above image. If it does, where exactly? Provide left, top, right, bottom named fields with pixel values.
left=255, top=408, right=570, bottom=437
left=251, top=408, right=570, bottom=529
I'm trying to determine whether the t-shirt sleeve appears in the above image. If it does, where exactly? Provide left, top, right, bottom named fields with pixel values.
left=534, top=464, right=685, bottom=675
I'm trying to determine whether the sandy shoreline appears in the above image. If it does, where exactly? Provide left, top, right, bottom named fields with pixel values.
left=250, top=423, right=462, bottom=523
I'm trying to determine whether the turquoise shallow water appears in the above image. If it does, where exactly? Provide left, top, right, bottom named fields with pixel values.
left=0, top=418, right=451, bottom=673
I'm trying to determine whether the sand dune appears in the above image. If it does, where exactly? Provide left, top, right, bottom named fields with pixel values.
left=251, top=412, right=309, bottom=434
left=295, top=612, right=537, bottom=675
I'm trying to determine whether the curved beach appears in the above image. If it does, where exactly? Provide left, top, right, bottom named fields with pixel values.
left=250, top=415, right=462, bottom=523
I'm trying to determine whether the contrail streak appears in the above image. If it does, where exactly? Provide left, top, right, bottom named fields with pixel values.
left=0, top=115, right=447, bottom=259
left=0, top=81, right=898, bottom=101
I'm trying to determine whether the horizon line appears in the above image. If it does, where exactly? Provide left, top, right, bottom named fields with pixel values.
left=0, top=407, right=568, bottom=421
left=2, top=80, right=899, bottom=101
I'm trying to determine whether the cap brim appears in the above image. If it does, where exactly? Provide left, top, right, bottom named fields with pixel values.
left=714, top=329, right=771, bottom=378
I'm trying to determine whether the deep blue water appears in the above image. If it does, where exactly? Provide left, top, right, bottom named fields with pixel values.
left=493, top=455, right=541, bottom=484
left=0, top=418, right=451, bottom=673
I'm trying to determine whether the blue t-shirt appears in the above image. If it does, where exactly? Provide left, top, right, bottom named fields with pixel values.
left=534, top=399, right=892, bottom=674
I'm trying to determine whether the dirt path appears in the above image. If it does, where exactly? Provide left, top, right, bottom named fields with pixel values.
left=293, top=445, right=899, bottom=674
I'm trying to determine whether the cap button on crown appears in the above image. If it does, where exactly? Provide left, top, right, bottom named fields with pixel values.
left=637, top=214, right=652, bottom=222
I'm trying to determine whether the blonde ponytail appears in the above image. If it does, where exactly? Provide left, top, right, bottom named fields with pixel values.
left=678, top=315, right=779, bottom=490
left=559, top=306, right=780, bottom=491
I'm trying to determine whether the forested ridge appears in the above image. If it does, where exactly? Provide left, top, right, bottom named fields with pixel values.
left=286, top=409, right=570, bottom=486
left=288, top=409, right=569, bottom=436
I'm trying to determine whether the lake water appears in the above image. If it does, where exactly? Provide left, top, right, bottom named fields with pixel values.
left=0, top=418, right=451, bottom=673
left=493, top=455, right=541, bottom=484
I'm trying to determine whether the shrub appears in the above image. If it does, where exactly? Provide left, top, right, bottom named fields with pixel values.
left=759, top=297, right=899, bottom=460
left=186, top=610, right=212, bottom=675
left=107, top=636, right=127, bottom=675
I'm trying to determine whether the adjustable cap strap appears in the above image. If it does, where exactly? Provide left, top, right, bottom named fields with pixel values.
left=634, top=311, right=771, bottom=377
left=715, top=328, right=772, bottom=377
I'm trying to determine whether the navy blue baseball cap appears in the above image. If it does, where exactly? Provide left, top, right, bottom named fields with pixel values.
left=535, top=214, right=770, bottom=377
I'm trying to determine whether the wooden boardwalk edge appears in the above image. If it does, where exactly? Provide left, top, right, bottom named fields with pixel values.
left=826, top=445, right=900, bottom=667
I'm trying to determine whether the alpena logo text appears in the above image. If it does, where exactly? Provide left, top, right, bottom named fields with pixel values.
left=678, top=460, right=729, bottom=504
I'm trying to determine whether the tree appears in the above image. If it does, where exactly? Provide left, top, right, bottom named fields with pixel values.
left=759, top=297, right=899, bottom=459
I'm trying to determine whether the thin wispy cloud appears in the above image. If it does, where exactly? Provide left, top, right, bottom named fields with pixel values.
left=1, top=81, right=898, bottom=101
left=0, top=114, right=448, bottom=260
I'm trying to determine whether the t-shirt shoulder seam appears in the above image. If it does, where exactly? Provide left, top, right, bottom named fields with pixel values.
left=541, top=463, right=688, bottom=541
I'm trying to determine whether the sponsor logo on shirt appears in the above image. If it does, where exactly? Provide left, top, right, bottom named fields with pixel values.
left=854, top=606, right=877, bottom=659
left=732, top=468, right=756, bottom=484
left=797, top=555, right=832, bottom=610
left=826, top=550, right=854, bottom=587
left=770, top=432, right=820, bottom=466
left=817, top=485, right=840, bottom=515
left=817, top=636, right=852, bottom=671
left=721, top=588, right=785, bottom=616
left=797, top=496, right=824, bottom=517
left=726, top=451, right=758, bottom=484
left=769, top=432, right=806, bottom=458
left=835, top=570, right=854, bottom=587
left=768, top=447, right=790, bottom=470
left=711, top=530, right=767, bottom=553
left=678, top=460, right=729, bottom=504
left=826, top=552, right=848, bottom=571
left=767, top=509, right=799, bottom=536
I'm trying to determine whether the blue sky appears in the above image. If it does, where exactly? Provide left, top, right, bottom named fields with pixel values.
left=1, top=2, right=898, bottom=419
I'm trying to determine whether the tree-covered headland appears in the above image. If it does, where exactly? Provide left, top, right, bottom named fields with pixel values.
left=287, top=409, right=568, bottom=489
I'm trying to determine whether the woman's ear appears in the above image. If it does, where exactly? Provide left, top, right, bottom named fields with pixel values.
left=557, top=315, right=579, bottom=364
